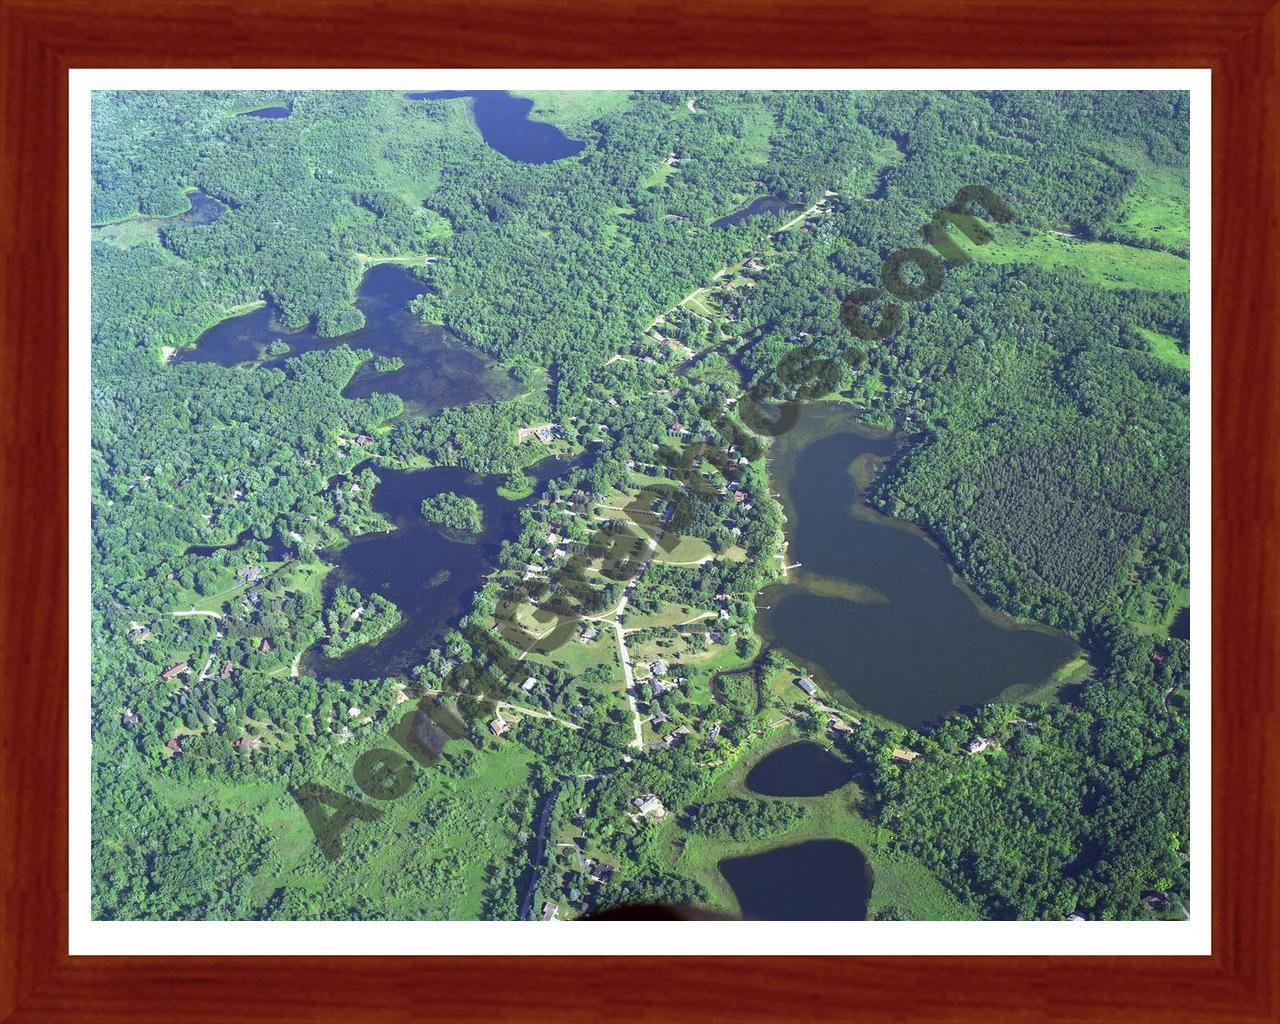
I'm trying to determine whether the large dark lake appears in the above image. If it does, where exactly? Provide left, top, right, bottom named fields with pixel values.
left=306, top=457, right=570, bottom=682
left=756, top=404, right=1077, bottom=727
left=174, top=263, right=520, bottom=418
left=745, top=741, right=853, bottom=798
left=720, top=840, right=872, bottom=920
left=406, top=91, right=585, bottom=164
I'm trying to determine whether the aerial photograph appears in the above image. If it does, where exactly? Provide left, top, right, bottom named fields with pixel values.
left=90, top=88, right=1191, bottom=923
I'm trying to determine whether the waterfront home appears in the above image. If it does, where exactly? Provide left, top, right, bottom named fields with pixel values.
left=795, top=677, right=818, bottom=697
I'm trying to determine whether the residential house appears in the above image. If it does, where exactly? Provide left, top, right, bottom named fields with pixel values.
left=633, top=794, right=666, bottom=818
left=161, top=662, right=190, bottom=681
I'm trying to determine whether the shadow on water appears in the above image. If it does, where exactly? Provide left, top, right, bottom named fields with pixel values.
left=305, top=456, right=574, bottom=683
left=174, top=263, right=521, bottom=419
left=406, top=91, right=585, bottom=165
left=755, top=404, right=1078, bottom=728
left=719, top=840, right=872, bottom=920
left=711, top=195, right=803, bottom=229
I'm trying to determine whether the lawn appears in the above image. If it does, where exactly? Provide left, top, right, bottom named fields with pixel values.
left=1135, top=326, right=1191, bottom=371
left=652, top=535, right=714, bottom=565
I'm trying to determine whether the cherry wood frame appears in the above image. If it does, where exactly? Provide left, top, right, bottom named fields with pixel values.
left=2, top=1, right=1276, bottom=1020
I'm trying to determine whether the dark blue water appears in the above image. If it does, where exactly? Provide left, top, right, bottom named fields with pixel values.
left=305, top=457, right=572, bottom=682
left=719, top=840, right=872, bottom=920
left=407, top=91, right=585, bottom=164
left=745, top=742, right=853, bottom=797
left=712, top=195, right=802, bottom=229
left=242, top=106, right=291, bottom=119
left=174, top=264, right=519, bottom=419
left=1169, top=606, right=1190, bottom=641
left=756, top=404, right=1077, bottom=728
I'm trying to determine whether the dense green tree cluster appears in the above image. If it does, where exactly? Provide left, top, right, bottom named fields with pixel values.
left=684, top=798, right=807, bottom=841
left=419, top=491, right=484, bottom=534
left=849, top=625, right=1190, bottom=920
left=321, top=586, right=402, bottom=658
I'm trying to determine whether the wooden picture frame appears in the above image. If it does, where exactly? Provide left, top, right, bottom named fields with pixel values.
left=2, top=1, right=1274, bottom=1019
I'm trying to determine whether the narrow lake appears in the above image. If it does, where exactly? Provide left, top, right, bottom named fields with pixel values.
left=174, top=263, right=521, bottom=418
left=406, top=91, right=585, bottom=164
left=719, top=840, right=872, bottom=920
left=744, top=741, right=854, bottom=798
left=755, top=403, right=1077, bottom=728
left=712, top=195, right=802, bottom=229
left=241, top=106, right=291, bottom=119
left=92, top=187, right=226, bottom=235
left=305, top=457, right=571, bottom=682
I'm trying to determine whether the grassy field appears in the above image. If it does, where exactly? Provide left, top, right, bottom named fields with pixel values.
left=652, top=536, right=714, bottom=564
left=1104, top=143, right=1190, bottom=254
left=148, top=726, right=537, bottom=920
left=997, top=655, right=1093, bottom=705
left=963, top=223, right=1189, bottom=292
left=640, top=161, right=677, bottom=191
left=518, top=90, right=634, bottom=132
left=1136, top=326, right=1191, bottom=371
left=657, top=726, right=979, bottom=920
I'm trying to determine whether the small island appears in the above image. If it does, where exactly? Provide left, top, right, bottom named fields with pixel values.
left=267, top=339, right=290, bottom=356
left=373, top=355, right=404, bottom=372
left=420, top=491, right=484, bottom=537
left=322, top=586, right=401, bottom=658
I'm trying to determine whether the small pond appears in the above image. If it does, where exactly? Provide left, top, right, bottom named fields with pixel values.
left=242, top=106, right=292, bottom=119
left=719, top=840, right=872, bottom=920
left=744, top=741, right=854, bottom=798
